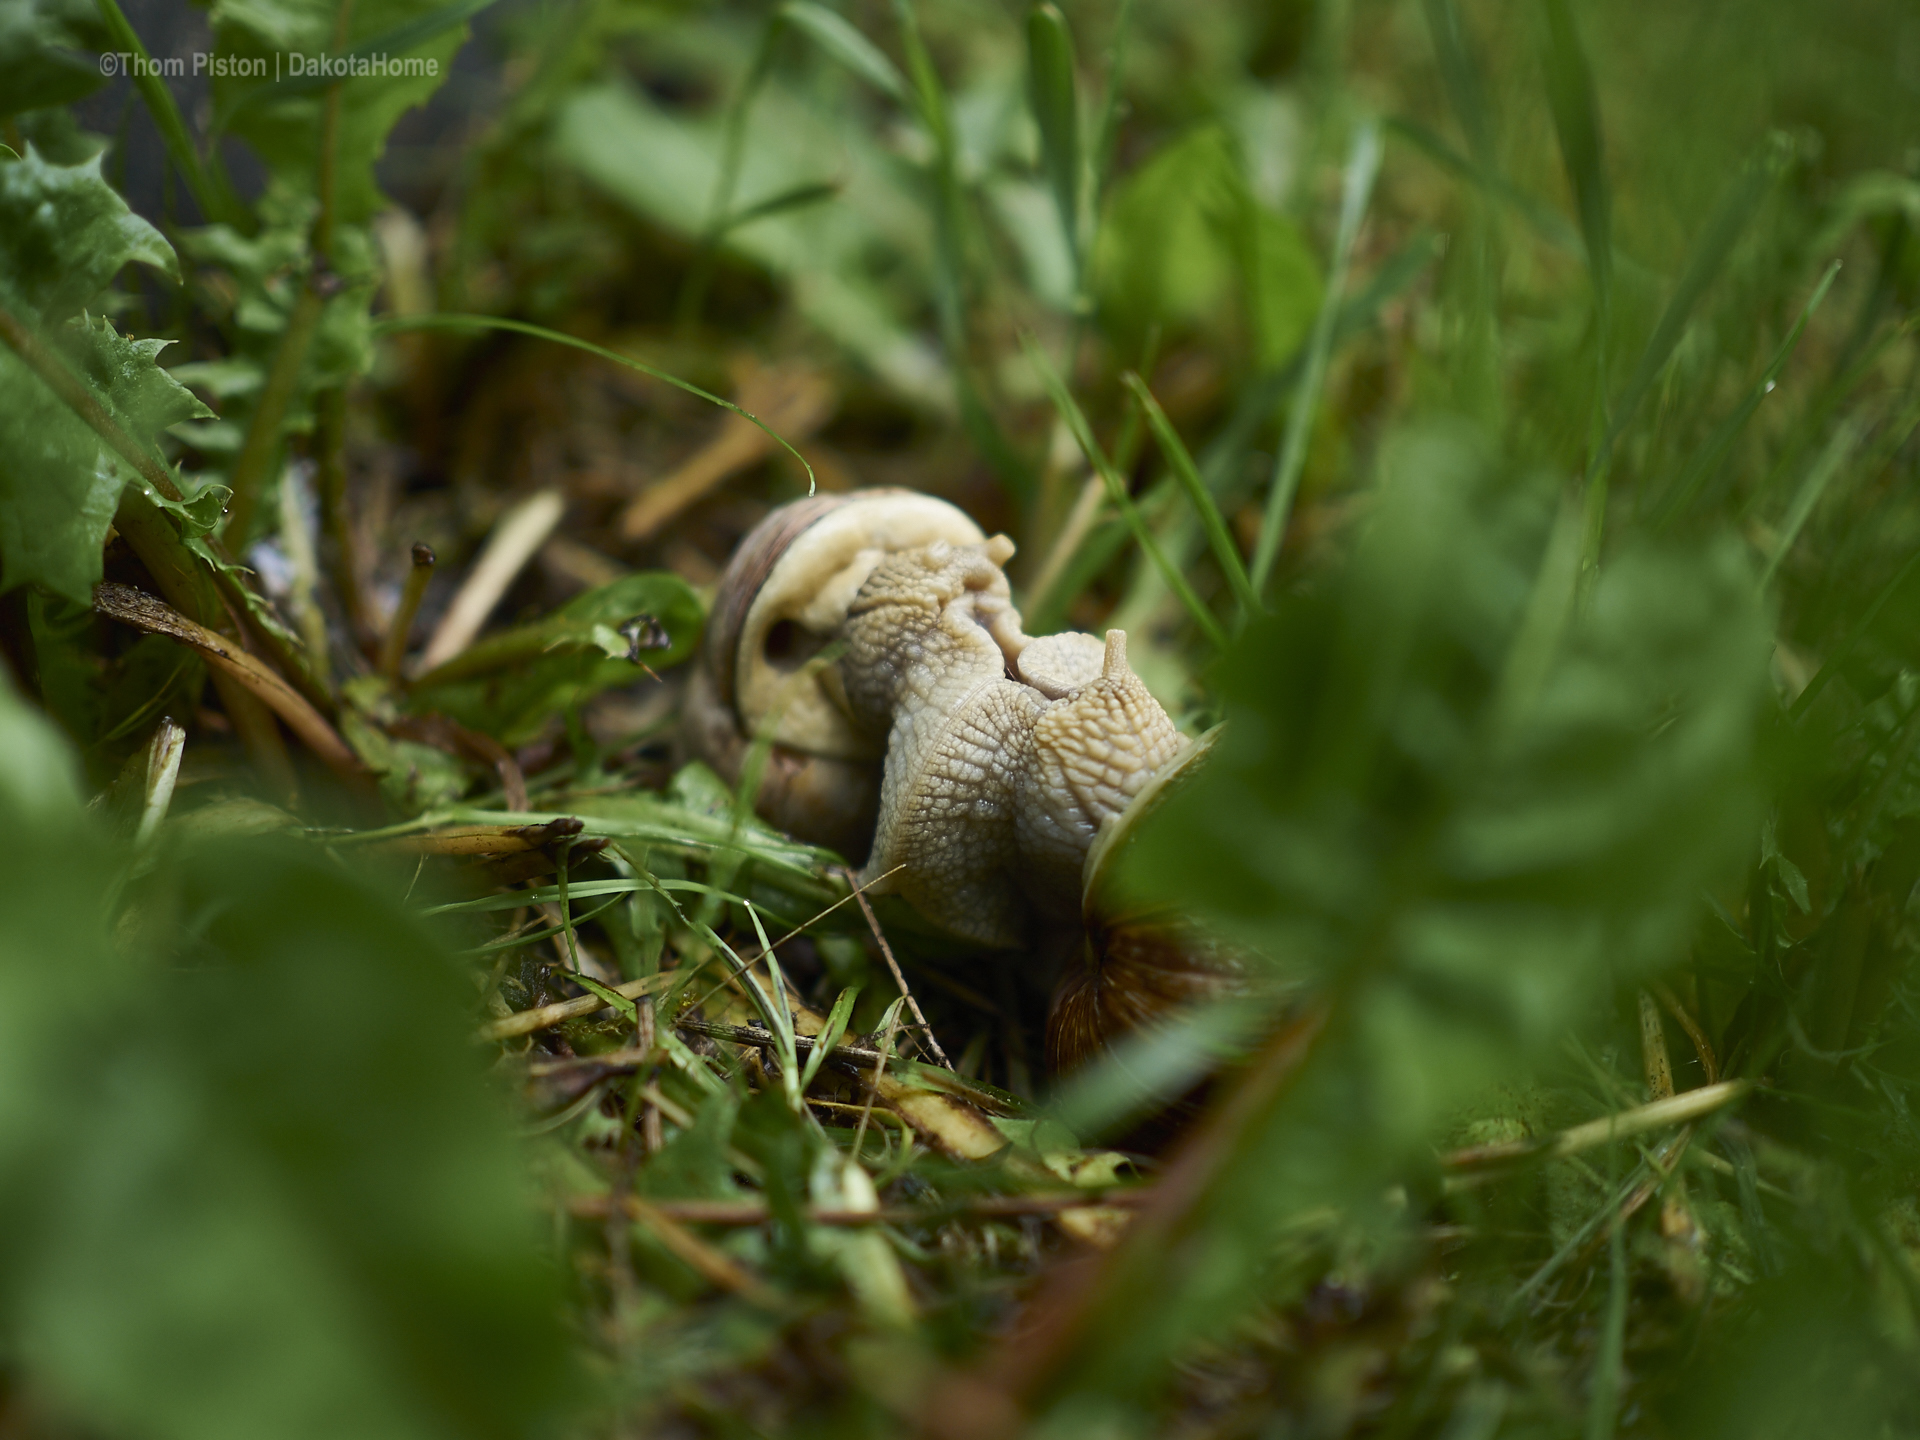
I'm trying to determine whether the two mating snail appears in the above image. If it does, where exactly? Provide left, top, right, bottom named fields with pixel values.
left=683, top=490, right=1243, bottom=1077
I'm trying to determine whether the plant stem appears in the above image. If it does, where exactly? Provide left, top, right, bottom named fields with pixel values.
left=223, top=282, right=325, bottom=545
left=1252, top=122, right=1382, bottom=595
left=381, top=543, right=435, bottom=682
left=314, top=385, right=370, bottom=643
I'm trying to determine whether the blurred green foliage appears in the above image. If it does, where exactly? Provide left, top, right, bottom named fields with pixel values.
left=3, top=0, right=1920, bottom=1435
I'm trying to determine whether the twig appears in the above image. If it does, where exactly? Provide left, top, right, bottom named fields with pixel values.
left=1440, top=1079, right=1751, bottom=1171
left=1652, top=980, right=1719, bottom=1083
left=1024, top=470, right=1101, bottom=614
left=477, top=971, right=676, bottom=1042
left=602, top=1192, right=786, bottom=1308
left=419, top=490, right=566, bottom=670
left=676, top=1016, right=889, bottom=1070
left=844, top=866, right=952, bottom=1069
left=569, top=1189, right=1153, bottom=1228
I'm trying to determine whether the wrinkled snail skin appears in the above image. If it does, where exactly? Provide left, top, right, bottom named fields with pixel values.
left=843, top=538, right=1048, bottom=947
left=1016, top=630, right=1187, bottom=913
left=841, top=538, right=1189, bottom=949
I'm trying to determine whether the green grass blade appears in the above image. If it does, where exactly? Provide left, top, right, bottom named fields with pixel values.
left=1023, top=335, right=1228, bottom=652
left=1790, top=546, right=1920, bottom=721
left=1121, top=371, right=1259, bottom=623
left=1759, top=418, right=1863, bottom=591
left=1026, top=3, right=1082, bottom=278
left=373, top=314, right=816, bottom=493
left=1585, top=1217, right=1629, bottom=1440
left=1388, top=117, right=1584, bottom=253
left=572, top=974, right=638, bottom=1023
left=1607, top=133, right=1795, bottom=454
left=1541, top=0, right=1612, bottom=314
left=1251, top=121, right=1382, bottom=595
left=1422, top=0, right=1493, bottom=163
left=1653, top=260, right=1841, bottom=531
left=94, top=0, right=250, bottom=228
left=722, top=181, right=841, bottom=235
left=1088, top=0, right=1135, bottom=199
left=779, top=0, right=910, bottom=106
left=800, top=986, right=861, bottom=1093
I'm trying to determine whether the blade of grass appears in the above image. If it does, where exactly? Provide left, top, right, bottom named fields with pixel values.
left=1250, top=121, right=1382, bottom=595
left=720, top=181, right=841, bottom=235
left=780, top=0, right=910, bottom=105
left=1422, top=0, right=1492, bottom=164
left=1387, top=116, right=1583, bottom=254
left=1759, top=417, right=1863, bottom=591
left=374, top=314, right=816, bottom=492
left=800, top=987, right=861, bottom=1093
left=892, top=0, right=1038, bottom=508
left=1542, top=0, right=1612, bottom=318
left=1607, top=133, right=1795, bottom=460
left=1026, top=3, right=1082, bottom=283
left=94, top=0, right=250, bottom=229
left=1585, top=1212, right=1629, bottom=1440
left=1541, top=0, right=1615, bottom=591
left=1121, top=372, right=1258, bottom=623
left=1022, top=335, right=1228, bottom=652
left=1789, top=541, right=1920, bottom=723
left=1088, top=0, right=1134, bottom=198
left=679, top=7, right=789, bottom=329
left=1653, top=260, right=1841, bottom=531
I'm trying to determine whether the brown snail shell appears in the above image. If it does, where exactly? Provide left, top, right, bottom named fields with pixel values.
left=680, top=489, right=987, bottom=861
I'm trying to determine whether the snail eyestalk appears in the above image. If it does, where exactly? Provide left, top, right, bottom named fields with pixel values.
left=382, top=544, right=436, bottom=684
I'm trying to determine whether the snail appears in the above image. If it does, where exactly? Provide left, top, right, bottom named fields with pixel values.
left=685, top=491, right=1245, bottom=1079
left=680, top=489, right=988, bottom=860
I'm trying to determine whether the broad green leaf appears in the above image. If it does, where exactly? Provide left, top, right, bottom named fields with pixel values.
left=1093, top=125, right=1322, bottom=364
left=1057, top=421, right=1771, bottom=1407
left=0, top=673, right=573, bottom=1440
left=0, top=153, right=207, bottom=600
left=407, top=571, right=704, bottom=745
left=0, top=0, right=105, bottom=118
left=0, top=346, right=125, bottom=599
left=209, top=0, right=471, bottom=227
left=0, top=147, right=175, bottom=322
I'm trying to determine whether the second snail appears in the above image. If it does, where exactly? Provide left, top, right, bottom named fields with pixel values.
left=684, top=488, right=1248, bottom=1084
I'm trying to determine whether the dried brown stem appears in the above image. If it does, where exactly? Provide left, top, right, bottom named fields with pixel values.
left=92, top=582, right=365, bottom=785
left=381, top=543, right=435, bottom=682
left=570, top=1189, right=1152, bottom=1228
left=477, top=971, right=676, bottom=1042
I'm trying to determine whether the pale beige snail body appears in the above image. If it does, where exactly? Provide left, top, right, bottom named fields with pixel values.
left=684, top=490, right=1236, bottom=1075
